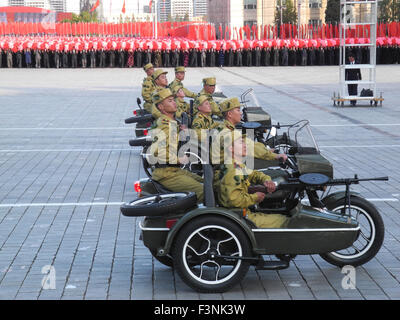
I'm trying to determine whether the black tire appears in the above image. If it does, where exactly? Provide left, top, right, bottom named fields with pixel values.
left=320, top=196, right=385, bottom=267
left=120, top=192, right=197, bottom=217
left=172, top=216, right=252, bottom=293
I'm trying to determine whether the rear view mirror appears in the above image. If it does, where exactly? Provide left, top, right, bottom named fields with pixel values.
left=137, top=97, right=142, bottom=105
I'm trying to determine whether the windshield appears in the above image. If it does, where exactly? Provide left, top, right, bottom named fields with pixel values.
left=287, top=120, right=320, bottom=154
left=241, top=88, right=260, bottom=109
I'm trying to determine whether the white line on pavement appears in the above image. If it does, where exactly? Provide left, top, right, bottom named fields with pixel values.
left=0, top=202, right=124, bottom=208
left=320, top=145, right=400, bottom=148
left=0, top=148, right=139, bottom=152
left=0, top=127, right=132, bottom=130
left=312, top=124, right=400, bottom=127
left=2, top=145, right=400, bottom=153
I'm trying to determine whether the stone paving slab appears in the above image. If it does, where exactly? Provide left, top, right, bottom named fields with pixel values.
left=0, top=66, right=399, bottom=300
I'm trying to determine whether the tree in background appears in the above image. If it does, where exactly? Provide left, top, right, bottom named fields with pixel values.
left=325, top=0, right=340, bottom=24
left=274, top=0, right=297, bottom=25
left=62, top=11, right=99, bottom=23
left=379, top=0, right=400, bottom=22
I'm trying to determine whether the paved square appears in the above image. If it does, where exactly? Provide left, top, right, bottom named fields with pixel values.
left=0, top=66, right=400, bottom=300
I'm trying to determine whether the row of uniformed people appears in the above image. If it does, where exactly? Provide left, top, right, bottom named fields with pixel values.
left=140, top=65, right=289, bottom=228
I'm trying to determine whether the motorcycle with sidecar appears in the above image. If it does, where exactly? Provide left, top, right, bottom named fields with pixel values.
left=120, top=118, right=388, bottom=293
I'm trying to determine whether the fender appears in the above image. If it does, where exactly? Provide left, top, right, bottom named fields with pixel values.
left=321, top=191, right=361, bottom=209
left=160, top=207, right=258, bottom=256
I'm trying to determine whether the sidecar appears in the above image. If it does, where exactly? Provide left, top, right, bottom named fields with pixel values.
left=121, top=162, right=360, bottom=293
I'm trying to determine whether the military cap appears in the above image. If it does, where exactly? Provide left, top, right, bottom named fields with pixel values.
left=196, top=95, right=209, bottom=106
left=171, top=85, right=184, bottom=95
left=152, top=88, right=173, bottom=105
left=143, top=63, right=153, bottom=71
left=202, top=77, right=216, bottom=86
left=175, top=66, right=186, bottom=73
left=219, top=97, right=242, bottom=113
left=152, top=69, right=168, bottom=80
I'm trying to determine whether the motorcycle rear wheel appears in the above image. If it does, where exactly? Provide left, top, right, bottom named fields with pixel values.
left=320, top=196, right=384, bottom=267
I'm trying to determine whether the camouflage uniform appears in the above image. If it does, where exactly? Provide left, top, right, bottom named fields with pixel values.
left=215, top=97, right=277, bottom=162
left=193, top=78, right=222, bottom=117
left=149, top=88, right=204, bottom=203
left=141, top=63, right=155, bottom=113
left=191, top=111, right=220, bottom=142
left=169, top=67, right=196, bottom=98
left=217, top=162, right=289, bottom=228
left=142, top=76, right=155, bottom=113
left=175, top=97, right=190, bottom=119
left=150, top=69, right=169, bottom=119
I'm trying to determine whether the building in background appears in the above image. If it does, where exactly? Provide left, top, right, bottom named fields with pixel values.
left=193, top=0, right=206, bottom=17
left=208, top=0, right=244, bottom=39
left=171, top=0, right=192, bottom=20
left=256, top=0, right=328, bottom=27
left=157, top=0, right=170, bottom=22
left=244, top=0, right=257, bottom=27
left=65, top=0, right=80, bottom=14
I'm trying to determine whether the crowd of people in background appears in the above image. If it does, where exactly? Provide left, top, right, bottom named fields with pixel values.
left=1, top=41, right=399, bottom=68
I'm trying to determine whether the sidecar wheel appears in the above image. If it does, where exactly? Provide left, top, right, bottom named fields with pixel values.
left=320, top=197, right=384, bottom=267
left=120, top=192, right=197, bottom=217
left=172, top=216, right=252, bottom=293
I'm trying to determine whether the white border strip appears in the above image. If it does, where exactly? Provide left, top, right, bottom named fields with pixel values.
left=0, top=127, right=133, bottom=130
left=0, top=201, right=124, bottom=208
left=252, top=226, right=360, bottom=232
left=312, top=124, right=400, bottom=127
left=0, top=148, right=139, bottom=152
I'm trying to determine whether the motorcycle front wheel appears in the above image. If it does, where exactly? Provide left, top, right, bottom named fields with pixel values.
left=320, top=196, right=384, bottom=267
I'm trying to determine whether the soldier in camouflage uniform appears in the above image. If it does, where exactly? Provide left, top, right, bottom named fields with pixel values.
left=215, top=97, right=287, bottom=163
left=149, top=88, right=204, bottom=203
left=150, top=69, right=169, bottom=119
left=191, top=95, right=220, bottom=141
left=194, top=77, right=222, bottom=117
left=141, top=63, right=155, bottom=113
left=217, top=133, right=289, bottom=228
left=169, top=66, right=197, bottom=99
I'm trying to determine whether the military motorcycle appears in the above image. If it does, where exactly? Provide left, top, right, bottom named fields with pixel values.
left=120, top=119, right=388, bottom=293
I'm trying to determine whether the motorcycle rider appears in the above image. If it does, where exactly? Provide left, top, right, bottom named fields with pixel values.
left=172, top=86, right=190, bottom=119
left=194, top=77, right=222, bottom=117
left=214, top=97, right=287, bottom=163
left=148, top=88, right=204, bottom=203
left=141, top=63, right=155, bottom=113
left=191, top=95, right=220, bottom=140
left=169, top=66, right=197, bottom=99
left=217, top=132, right=289, bottom=228
left=150, top=69, right=169, bottom=119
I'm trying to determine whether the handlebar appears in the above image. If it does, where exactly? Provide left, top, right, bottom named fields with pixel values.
left=129, top=138, right=152, bottom=147
left=125, top=114, right=153, bottom=124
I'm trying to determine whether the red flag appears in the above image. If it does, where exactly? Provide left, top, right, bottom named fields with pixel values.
left=122, top=0, right=126, bottom=14
left=90, top=0, right=100, bottom=13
